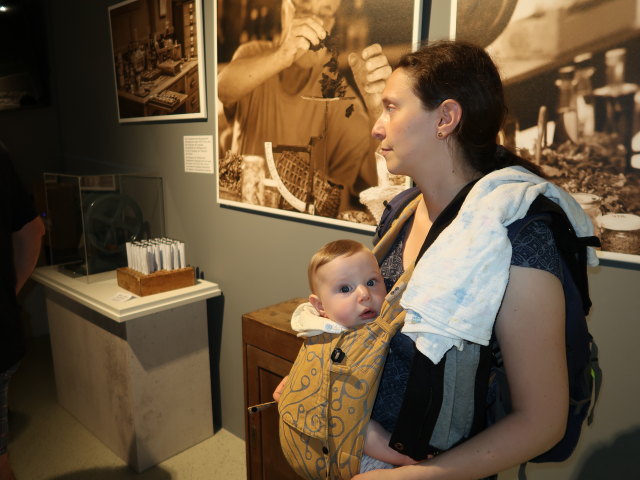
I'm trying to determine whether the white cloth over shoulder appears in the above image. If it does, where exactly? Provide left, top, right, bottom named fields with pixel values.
left=400, top=166, right=599, bottom=364
left=291, top=302, right=348, bottom=337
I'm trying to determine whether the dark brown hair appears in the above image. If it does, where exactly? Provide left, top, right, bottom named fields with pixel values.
left=398, top=40, right=542, bottom=176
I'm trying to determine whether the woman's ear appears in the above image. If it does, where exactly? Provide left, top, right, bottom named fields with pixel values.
left=437, top=99, right=462, bottom=137
left=309, top=294, right=326, bottom=317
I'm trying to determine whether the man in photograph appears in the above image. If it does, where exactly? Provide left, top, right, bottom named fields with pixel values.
left=217, top=0, right=391, bottom=213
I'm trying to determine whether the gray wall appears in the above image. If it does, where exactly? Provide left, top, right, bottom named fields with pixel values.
left=33, top=0, right=378, bottom=443
left=1, top=1, right=638, bottom=479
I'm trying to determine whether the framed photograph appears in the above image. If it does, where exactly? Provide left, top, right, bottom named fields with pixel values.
left=215, top=0, right=428, bottom=232
left=453, top=0, right=640, bottom=263
left=108, top=0, right=207, bottom=123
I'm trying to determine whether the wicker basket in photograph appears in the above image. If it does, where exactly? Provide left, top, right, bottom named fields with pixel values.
left=274, top=148, right=343, bottom=218
left=219, top=150, right=243, bottom=199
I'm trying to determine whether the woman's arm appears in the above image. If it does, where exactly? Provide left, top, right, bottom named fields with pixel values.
left=353, top=265, right=568, bottom=479
left=217, top=13, right=327, bottom=106
left=12, top=215, right=45, bottom=294
left=364, top=420, right=417, bottom=466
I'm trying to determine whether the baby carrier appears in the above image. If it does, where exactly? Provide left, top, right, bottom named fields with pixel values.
left=277, top=193, right=423, bottom=480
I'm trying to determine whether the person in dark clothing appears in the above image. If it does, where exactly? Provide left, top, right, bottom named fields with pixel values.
left=0, top=144, right=45, bottom=480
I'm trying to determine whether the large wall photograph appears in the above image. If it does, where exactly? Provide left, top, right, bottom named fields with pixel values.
left=455, top=0, right=640, bottom=263
left=215, top=0, right=424, bottom=231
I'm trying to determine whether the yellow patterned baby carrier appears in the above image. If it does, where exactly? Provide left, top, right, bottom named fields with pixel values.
left=277, top=194, right=422, bottom=480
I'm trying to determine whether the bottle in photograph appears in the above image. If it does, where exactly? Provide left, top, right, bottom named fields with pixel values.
left=553, top=66, right=579, bottom=146
left=262, top=178, right=281, bottom=208
left=593, top=47, right=638, bottom=171
left=149, top=35, right=157, bottom=69
left=573, top=53, right=595, bottom=139
left=258, top=6, right=270, bottom=41
left=249, top=7, right=259, bottom=41
left=241, top=155, right=266, bottom=205
left=605, top=48, right=626, bottom=93
left=131, top=43, right=145, bottom=74
left=344, top=0, right=369, bottom=53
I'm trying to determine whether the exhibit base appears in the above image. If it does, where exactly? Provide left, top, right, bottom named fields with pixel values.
left=33, top=266, right=221, bottom=472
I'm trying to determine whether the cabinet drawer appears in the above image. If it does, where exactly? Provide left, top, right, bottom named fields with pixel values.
left=186, top=91, right=199, bottom=113
left=169, top=76, right=186, bottom=94
left=186, top=67, right=199, bottom=95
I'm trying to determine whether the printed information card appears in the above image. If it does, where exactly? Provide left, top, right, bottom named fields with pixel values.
left=184, top=135, right=214, bottom=174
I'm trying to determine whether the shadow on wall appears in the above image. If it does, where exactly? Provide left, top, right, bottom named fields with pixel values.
left=572, top=426, right=640, bottom=479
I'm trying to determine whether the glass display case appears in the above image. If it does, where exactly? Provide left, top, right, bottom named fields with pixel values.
left=43, top=173, right=165, bottom=279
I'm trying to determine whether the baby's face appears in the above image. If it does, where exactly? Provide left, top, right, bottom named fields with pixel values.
left=312, top=251, right=386, bottom=328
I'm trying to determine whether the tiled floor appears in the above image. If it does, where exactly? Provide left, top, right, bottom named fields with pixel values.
left=7, top=336, right=246, bottom=480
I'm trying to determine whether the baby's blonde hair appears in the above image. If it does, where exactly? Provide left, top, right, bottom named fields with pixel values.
left=308, top=239, right=370, bottom=294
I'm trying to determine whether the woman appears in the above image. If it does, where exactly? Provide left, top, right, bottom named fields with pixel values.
left=354, top=40, right=570, bottom=479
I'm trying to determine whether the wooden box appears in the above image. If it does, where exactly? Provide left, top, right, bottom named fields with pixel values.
left=116, top=267, right=195, bottom=296
left=158, top=59, right=182, bottom=76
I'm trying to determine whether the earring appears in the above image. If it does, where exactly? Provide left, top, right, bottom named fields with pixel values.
left=437, top=131, right=444, bottom=138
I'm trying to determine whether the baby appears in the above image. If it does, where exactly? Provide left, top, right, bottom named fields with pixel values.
left=296, top=238, right=387, bottom=334
left=279, top=239, right=415, bottom=471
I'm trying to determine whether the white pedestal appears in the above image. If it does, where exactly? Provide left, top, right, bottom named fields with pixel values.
left=32, top=266, right=222, bottom=472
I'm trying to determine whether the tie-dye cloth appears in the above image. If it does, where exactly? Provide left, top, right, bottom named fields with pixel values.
left=400, top=166, right=598, bottom=364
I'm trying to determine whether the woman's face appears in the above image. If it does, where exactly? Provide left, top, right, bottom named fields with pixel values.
left=372, top=68, right=439, bottom=177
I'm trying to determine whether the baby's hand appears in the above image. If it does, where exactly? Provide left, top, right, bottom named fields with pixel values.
left=273, top=375, right=289, bottom=402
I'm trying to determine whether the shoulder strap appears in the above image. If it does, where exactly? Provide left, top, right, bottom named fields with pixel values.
left=373, top=186, right=420, bottom=245
left=385, top=180, right=483, bottom=460
left=373, top=180, right=478, bottom=261
left=416, top=180, right=478, bottom=261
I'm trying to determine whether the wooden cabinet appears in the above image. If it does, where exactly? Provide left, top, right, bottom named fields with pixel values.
left=185, top=64, right=199, bottom=113
left=117, top=60, right=198, bottom=117
left=174, top=0, right=197, bottom=60
left=242, top=298, right=305, bottom=480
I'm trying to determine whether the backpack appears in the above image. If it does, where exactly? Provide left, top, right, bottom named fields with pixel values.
left=489, top=195, right=603, bottom=478
left=375, top=187, right=603, bottom=475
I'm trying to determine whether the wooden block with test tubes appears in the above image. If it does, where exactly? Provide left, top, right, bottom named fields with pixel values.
left=116, top=238, right=195, bottom=296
